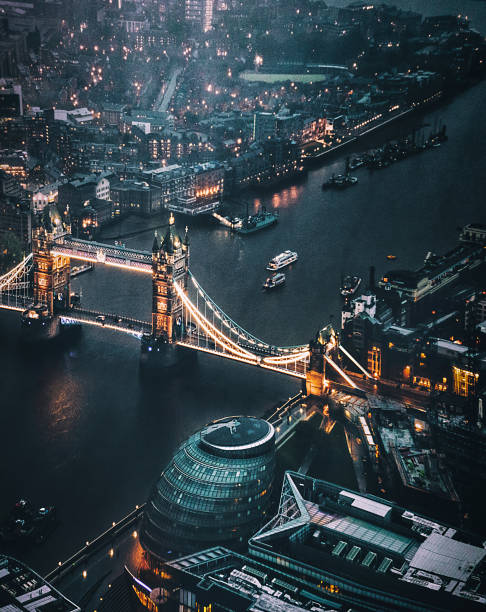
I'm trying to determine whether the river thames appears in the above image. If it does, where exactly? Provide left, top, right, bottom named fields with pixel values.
left=1, top=5, right=486, bottom=576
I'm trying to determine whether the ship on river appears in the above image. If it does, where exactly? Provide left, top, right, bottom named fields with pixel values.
left=236, top=208, right=279, bottom=234
left=213, top=205, right=278, bottom=234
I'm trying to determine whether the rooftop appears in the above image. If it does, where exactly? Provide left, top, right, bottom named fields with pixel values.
left=410, top=533, right=485, bottom=582
left=201, top=417, right=274, bottom=452
left=164, top=546, right=336, bottom=612
left=0, top=555, right=81, bottom=611
left=249, top=472, right=486, bottom=609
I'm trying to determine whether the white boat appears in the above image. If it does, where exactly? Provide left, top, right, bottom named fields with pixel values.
left=263, top=272, right=286, bottom=290
left=267, top=250, right=298, bottom=271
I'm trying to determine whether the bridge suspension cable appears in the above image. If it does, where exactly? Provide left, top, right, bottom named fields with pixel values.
left=188, top=272, right=309, bottom=355
left=0, top=253, right=33, bottom=289
left=262, top=350, right=310, bottom=365
left=174, top=280, right=259, bottom=361
left=176, top=278, right=310, bottom=377
left=323, top=354, right=357, bottom=388
left=0, top=254, right=34, bottom=311
left=339, top=344, right=372, bottom=378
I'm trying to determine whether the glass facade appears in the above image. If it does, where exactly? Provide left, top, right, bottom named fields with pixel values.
left=141, top=417, right=275, bottom=559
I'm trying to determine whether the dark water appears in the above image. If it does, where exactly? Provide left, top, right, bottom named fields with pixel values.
left=1, top=80, right=486, bottom=576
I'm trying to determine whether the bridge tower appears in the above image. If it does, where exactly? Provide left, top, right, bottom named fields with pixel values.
left=305, top=325, right=338, bottom=396
left=306, top=338, right=327, bottom=396
left=32, top=204, right=71, bottom=315
left=151, top=214, right=189, bottom=341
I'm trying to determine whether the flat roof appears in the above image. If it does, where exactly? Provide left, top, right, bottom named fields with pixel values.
left=201, top=417, right=274, bottom=451
left=0, top=555, right=80, bottom=611
left=387, top=325, right=415, bottom=336
left=435, top=339, right=469, bottom=354
left=410, top=533, right=486, bottom=581
left=323, top=515, right=413, bottom=555
left=339, top=490, right=392, bottom=519
left=249, top=593, right=307, bottom=611
left=143, top=164, right=181, bottom=175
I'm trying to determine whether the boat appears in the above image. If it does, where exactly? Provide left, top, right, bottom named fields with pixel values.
left=267, top=250, right=298, bottom=271
left=341, top=275, right=362, bottom=297
left=70, top=263, right=94, bottom=278
left=0, top=500, right=57, bottom=545
left=263, top=272, right=286, bottom=290
left=349, top=157, right=364, bottom=170
left=322, top=174, right=358, bottom=190
left=386, top=254, right=397, bottom=260
left=236, top=208, right=279, bottom=235
left=213, top=204, right=278, bottom=234
left=323, top=157, right=359, bottom=190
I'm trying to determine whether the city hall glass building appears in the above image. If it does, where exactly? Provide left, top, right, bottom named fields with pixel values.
left=140, top=416, right=275, bottom=560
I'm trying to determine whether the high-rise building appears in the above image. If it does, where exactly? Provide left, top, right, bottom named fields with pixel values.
left=185, top=0, right=214, bottom=32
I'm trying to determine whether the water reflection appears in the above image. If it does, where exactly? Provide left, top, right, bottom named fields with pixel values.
left=268, top=185, right=303, bottom=209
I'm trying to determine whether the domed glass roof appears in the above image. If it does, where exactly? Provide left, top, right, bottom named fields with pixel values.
left=140, top=417, right=275, bottom=560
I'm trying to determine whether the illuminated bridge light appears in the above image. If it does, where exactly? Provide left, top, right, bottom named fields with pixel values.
left=0, top=252, right=316, bottom=382
left=324, top=354, right=357, bottom=388
left=0, top=253, right=33, bottom=289
left=183, top=274, right=313, bottom=372
left=174, top=282, right=258, bottom=361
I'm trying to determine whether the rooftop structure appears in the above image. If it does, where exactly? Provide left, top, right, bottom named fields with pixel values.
left=375, top=410, right=460, bottom=506
left=248, top=472, right=486, bottom=611
left=379, top=244, right=483, bottom=303
left=460, top=224, right=486, bottom=245
left=140, top=546, right=346, bottom=612
left=0, top=555, right=81, bottom=611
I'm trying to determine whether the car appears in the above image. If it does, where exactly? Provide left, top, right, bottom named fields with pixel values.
left=96, top=315, right=105, bottom=325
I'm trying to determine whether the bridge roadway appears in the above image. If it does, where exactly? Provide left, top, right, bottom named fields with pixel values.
left=178, top=331, right=308, bottom=378
left=51, top=236, right=152, bottom=273
left=61, top=307, right=151, bottom=336
left=345, top=372, right=428, bottom=413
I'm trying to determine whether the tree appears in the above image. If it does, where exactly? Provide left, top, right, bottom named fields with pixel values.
left=0, top=233, right=23, bottom=274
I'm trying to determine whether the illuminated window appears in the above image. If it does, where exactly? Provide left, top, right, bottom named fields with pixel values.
left=413, top=376, right=431, bottom=388
left=452, top=366, right=479, bottom=398
left=367, top=346, right=381, bottom=377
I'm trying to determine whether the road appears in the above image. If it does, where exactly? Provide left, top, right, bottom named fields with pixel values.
left=347, top=372, right=429, bottom=413
left=154, top=67, right=182, bottom=113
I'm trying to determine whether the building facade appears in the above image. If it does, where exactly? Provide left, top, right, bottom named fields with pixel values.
left=140, top=416, right=276, bottom=560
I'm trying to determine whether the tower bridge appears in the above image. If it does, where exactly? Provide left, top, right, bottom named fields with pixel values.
left=51, top=236, right=153, bottom=273
left=0, top=204, right=372, bottom=394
